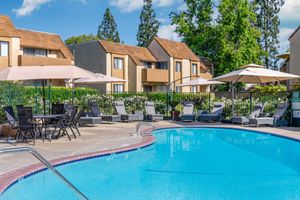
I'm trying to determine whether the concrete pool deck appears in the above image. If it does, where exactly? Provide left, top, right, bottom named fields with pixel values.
left=0, top=121, right=300, bottom=177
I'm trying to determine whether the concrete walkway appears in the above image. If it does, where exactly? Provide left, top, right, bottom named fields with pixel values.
left=0, top=121, right=299, bottom=176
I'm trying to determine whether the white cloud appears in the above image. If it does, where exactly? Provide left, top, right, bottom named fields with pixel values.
left=110, top=0, right=177, bottom=12
left=280, top=0, right=300, bottom=23
left=13, top=0, right=52, bottom=17
left=158, top=24, right=180, bottom=41
left=279, top=27, right=294, bottom=53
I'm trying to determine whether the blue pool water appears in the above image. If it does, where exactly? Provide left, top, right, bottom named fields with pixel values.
left=2, top=128, right=300, bottom=200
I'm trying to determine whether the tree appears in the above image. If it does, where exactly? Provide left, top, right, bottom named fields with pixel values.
left=253, top=0, right=285, bottom=69
left=97, top=8, right=120, bottom=42
left=136, top=0, right=160, bottom=47
left=65, top=34, right=98, bottom=45
left=170, top=0, right=215, bottom=59
left=214, top=0, right=262, bottom=76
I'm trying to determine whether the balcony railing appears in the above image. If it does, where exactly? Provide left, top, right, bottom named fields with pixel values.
left=19, top=55, right=71, bottom=66
left=142, top=68, right=169, bottom=83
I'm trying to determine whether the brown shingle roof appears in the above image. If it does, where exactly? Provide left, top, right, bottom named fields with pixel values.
left=17, top=29, right=73, bottom=59
left=0, top=15, right=19, bottom=37
left=154, top=37, right=200, bottom=61
left=99, top=40, right=156, bottom=65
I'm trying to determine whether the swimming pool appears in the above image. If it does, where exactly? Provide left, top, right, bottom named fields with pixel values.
left=2, top=127, right=300, bottom=200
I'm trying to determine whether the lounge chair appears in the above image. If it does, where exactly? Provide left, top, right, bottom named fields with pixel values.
left=232, top=103, right=264, bottom=125
left=145, top=101, right=163, bottom=121
left=249, top=102, right=288, bottom=127
left=115, top=101, right=142, bottom=122
left=88, top=101, right=121, bottom=122
left=181, top=102, right=195, bottom=122
left=198, top=102, right=225, bottom=122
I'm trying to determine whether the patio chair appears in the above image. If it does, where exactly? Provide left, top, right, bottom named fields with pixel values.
left=198, top=102, right=225, bottom=122
left=64, top=104, right=75, bottom=116
left=232, top=103, right=264, bottom=125
left=56, top=107, right=78, bottom=140
left=52, top=103, right=64, bottom=114
left=181, top=102, right=195, bottom=122
left=88, top=101, right=120, bottom=122
left=17, top=107, right=38, bottom=145
left=248, top=102, right=289, bottom=127
left=3, top=106, right=18, bottom=141
left=115, top=101, right=141, bottom=122
left=71, top=107, right=85, bottom=136
left=145, top=101, right=163, bottom=121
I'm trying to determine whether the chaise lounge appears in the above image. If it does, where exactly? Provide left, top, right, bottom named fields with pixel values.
left=115, top=101, right=142, bottom=122
left=181, top=102, right=196, bottom=122
left=88, top=101, right=121, bottom=122
left=248, top=102, right=288, bottom=127
left=232, top=103, right=264, bottom=125
left=198, top=102, right=225, bottom=122
left=145, top=101, right=163, bottom=121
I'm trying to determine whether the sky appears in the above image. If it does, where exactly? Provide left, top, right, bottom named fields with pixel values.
left=0, top=0, right=299, bottom=54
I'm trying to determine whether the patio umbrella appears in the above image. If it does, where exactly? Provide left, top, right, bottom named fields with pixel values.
left=177, top=77, right=224, bottom=87
left=74, top=73, right=127, bottom=84
left=0, top=65, right=96, bottom=114
left=211, top=63, right=300, bottom=114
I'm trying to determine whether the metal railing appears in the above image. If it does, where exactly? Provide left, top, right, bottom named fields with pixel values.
left=136, top=122, right=156, bottom=136
left=0, top=147, right=89, bottom=200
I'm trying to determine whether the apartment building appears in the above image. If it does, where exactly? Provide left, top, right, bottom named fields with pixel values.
left=278, top=26, right=300, bottom=88
left=0, top=15, right=73, bottom=72
left=69, top=38, right=212, bottom=93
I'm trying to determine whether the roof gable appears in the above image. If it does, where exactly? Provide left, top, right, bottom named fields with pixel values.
left=289, top=26, right=300, bottom=40
left=0, top=15, right=18, bottom=37
left=154, top=37, right=200, bottom=61
left=99, top=40, right=156, bottom=65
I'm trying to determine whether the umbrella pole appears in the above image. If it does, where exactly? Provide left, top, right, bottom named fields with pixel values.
left=231, top=82, right=235, bottom=117
left=42, top=80, right=46, bottom=115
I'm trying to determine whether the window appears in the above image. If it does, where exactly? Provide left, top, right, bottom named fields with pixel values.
left=175, top=62, right=182, bottom=72
left=143, top=62, right=152, bottom=69
left=23, top=48, right=47, bottom=57
left=191, top=86, right=197, bottom=93
left=0, top=41, right=8, bottom=57
left=114, top=58, right=124, bottom=69
left=143, top=86, right=152, bottom=92
left=192, top=63, right=197, bottom=74
left=113, top=84, right=123, bottom=93
left=175, top=86, right=181, bottom=93
left=156, top=62, right=168, bottom=69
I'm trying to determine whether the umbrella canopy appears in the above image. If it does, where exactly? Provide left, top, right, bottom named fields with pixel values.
left=177, top=77, right=224, bottom=87
left=211, top=64, right=300, bottom=83
left=0, top=65, right=96, bottom=81
left=211, top=63, right=300, bottom=116
left=74, top=73, right=127, bottom=84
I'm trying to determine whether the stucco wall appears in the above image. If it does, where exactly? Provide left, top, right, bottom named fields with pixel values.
left=290, top=30, right=300, bottom=86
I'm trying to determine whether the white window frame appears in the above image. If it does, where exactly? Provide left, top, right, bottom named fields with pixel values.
left=175, top=86, right=181, bottom=93
left=23, top=48, right=47, bottom=57
left=192, top=63, right=197, bottom=74
left=114, top=57, right=124, bottom=70
left=175, top=62, right=182, bottom=72
left=0, top=41, right=9, bottom=57
left=113, top=84, right=124, bottom=93
left=143, top=61, right=152, bottom=69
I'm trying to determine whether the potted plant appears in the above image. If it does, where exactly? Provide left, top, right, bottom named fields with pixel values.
left=168, top=99, right=180, bottom=121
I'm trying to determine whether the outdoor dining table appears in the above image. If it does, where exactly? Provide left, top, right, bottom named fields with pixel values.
left=33, top=114, right=65, bottom=141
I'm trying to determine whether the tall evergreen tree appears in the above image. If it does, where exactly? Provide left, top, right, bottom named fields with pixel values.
left=97, top=8, right=120, bottom=42
left=253, top=0, right=285, bottom=69
left=214, top=0, right=262, bottom=76
left=170, top=0, right=215, bottom=59
left=137, top=0, right=160, bottom=47
left=65, top=34, right=98, bottom=45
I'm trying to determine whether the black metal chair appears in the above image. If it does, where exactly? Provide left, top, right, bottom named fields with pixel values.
left=71, top=107, right=85, bottom=136
left=3, top=106, right=18, bottom=143
left=17, top=107, right=37, bottom=145
left=64, top=104, right=75, bottom=117
left=56, top=107, right=78, bottom=141
left=52, top=103, right=64, bottom=114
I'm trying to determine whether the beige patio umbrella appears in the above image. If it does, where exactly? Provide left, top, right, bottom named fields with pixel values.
left=211, top=63, right=300, bottom=114
left=74, top=73, right=127, bottom=84
left=0, top=65, right=96, bottom=114
left=177, top=77, right=224, bottom=87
